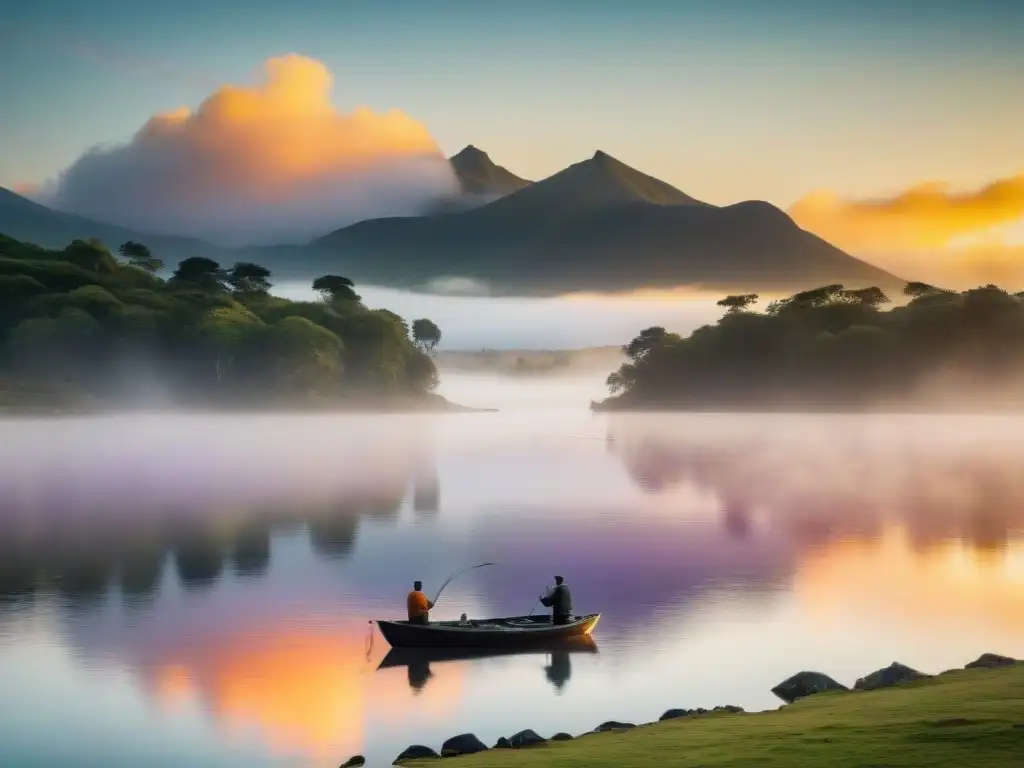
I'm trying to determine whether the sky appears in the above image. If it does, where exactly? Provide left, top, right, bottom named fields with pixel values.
left=1, top=0, right=1023, bottom=292
left=2, top=0, right=1022, bottom=204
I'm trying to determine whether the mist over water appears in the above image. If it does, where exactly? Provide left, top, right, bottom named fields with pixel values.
left=273, top=282, right=723, bottom=349
left=1, top=376, right=1023, bottom=767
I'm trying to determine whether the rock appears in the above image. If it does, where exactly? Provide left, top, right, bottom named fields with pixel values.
left=594, top=721, right=636, bottom=732
left=493, top=737, right=511, bottom=749
left=393, top=744, right=439, bottom=763
left=854, top=662, right=930, bottom=691
left=771, top=671, right=849, bottom=703
left=659, top=708, right=694, bottom=721
left=440, top=733, right=488, bottom=756
left=965, top=653, right=1017, bottom=670
left=340, top=757, right=365, bottom=768
left=714, top=705, right=745, bottom=714
left=551, top=732, right=574, bottom=741
left=508, top=729, right=547, bottom=748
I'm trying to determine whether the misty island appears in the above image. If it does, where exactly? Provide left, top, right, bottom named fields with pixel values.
left=0, top=234, right=470, bottom=413
left=593, top=282, right=1024, bottom=413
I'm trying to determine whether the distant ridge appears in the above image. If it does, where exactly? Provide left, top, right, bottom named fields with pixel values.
left=0, top=185, right=227, bottom=263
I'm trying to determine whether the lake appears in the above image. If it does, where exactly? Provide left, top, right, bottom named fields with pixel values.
left=1, top=373, right=1023, bottom=767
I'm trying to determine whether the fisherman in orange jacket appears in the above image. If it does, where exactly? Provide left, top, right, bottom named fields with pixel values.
left=407, top=580, right=434, bottom=625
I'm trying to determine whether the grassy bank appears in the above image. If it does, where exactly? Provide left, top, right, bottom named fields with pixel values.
left=406, top=663, right=1024, bottom=767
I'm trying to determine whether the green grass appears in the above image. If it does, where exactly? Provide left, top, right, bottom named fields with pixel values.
left=406, top=664, right=1024, bottom=767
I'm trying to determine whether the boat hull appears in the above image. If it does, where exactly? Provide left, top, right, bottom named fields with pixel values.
left=378, top=635, right=598, bottom=669
left=375, top=613, right=600, bottom=649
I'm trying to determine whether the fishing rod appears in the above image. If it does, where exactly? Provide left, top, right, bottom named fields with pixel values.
left=431, top=562, right=496, bottom=606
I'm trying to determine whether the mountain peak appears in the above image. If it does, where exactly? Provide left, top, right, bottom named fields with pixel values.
left=480, top=152, right=710, bottom=214
left=452, top=144, right=488, bottom=161
left=448, top=146, right=531, bottom=197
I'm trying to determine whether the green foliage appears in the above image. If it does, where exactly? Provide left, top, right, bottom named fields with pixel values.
left=170, top=257, right=228, bottom=292
left=0, top=233, right=437, bottom=406
left=411, top=318, right=442, bottom=353
left=312, top=274, right=361, bottom=303
left=602, top=282, right=1024, bottom=410
left=428, top=664, right=1024, bottom=768
left=716, top=293, right=759, bottom=312
left=227, top=262, right=272, bottom=297
left=118, top=241, right=164, bottom=273
left=63, top=240, right=119, bottom=275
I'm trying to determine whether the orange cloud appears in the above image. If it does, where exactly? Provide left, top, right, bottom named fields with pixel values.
left=863, top=242, right=1024, bottom=290
left=789, top=173, right=1024, bottom=252
left=38, top=54, right=458, bottom=244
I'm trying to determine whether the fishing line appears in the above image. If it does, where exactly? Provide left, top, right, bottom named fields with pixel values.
left=430, top=565, right=497, bottom=606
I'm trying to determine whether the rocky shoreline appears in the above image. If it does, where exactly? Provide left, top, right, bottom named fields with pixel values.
left=337, top=651, right=1019, bottom=767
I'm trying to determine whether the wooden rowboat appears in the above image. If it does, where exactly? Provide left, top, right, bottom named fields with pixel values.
left=375, top=613, right=600, bottom=649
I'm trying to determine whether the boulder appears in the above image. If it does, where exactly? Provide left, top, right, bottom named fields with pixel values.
left=340, top=757, right=365, bottom=768
left=508, top=729, right=547, bottom=748
left=493, top=737, right=511, bottom=749
left=594, top=721, right=636, bottom=732
left=771, top=671, right=848, bottom=703
left=551, top=732, right=574, bottom=741
left=440, top=733, right=488, bottom=757
left=393, top=744, right=439, bottom=763
left=854, top=662, right=930, bottom=691
left=714, top=705, right=745, bottom=714
left=659, top=708, right=694, bottom=721
left=965, top=653, right=1017, bottom=670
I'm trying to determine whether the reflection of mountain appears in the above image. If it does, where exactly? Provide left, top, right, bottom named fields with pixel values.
left=607, top=414, right=1024, bottom=550
left=0, top=416, right=441, bottom=609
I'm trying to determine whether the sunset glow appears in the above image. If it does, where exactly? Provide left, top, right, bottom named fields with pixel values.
left=795, top=526, right=1024, bottom=640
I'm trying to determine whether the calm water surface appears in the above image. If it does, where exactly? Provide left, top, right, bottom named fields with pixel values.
left=1, top=374, right=1023, bottom=767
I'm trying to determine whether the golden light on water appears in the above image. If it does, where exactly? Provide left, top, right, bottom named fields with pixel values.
left=795, top=525, right=1024, bottom=639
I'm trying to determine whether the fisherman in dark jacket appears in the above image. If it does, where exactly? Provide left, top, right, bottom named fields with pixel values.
left=539, top=575, right=573, bottom=625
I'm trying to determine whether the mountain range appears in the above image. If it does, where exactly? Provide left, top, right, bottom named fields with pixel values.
left=0, top=148, right=903, bottom=296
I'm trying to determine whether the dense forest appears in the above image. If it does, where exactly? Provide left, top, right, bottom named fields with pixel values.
left=0, top=234, right=444, bottom=410
left=597, top=282, right=1024, bottom=411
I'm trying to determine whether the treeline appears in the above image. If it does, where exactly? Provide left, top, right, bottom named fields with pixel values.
left=597, top=282, right=1024, bottom=411
left=0, top=234, right=444, bottom=407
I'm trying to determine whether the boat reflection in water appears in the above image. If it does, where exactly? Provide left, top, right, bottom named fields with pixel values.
left=378, top=635, right=598, bottom=694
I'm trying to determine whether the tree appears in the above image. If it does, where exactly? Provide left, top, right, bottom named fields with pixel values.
left=262, top=316, right=344, bottom=397
left=227, top=262, right=272, bottom=297
left=411, top=318, right=442, bottom=353
left=193, top=305, right=264, bottom=383
left=7, top=307, right=100, bottom=379
left=171, top=257, right=227, bottom=292
left=312, top=275, right=360, bottom=303
left=63, top=240, right=119, bottom=275
left=840, top=286, right=890, bottom=309
left=118, top=241, right=164, bottom=273
left=623, top=326, right=679, bottom=362
left=406, top=350, right=439, bottom=392
left=767, top=284, right=846, bottom=314
left=717, top=294, right=759, bottom=313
